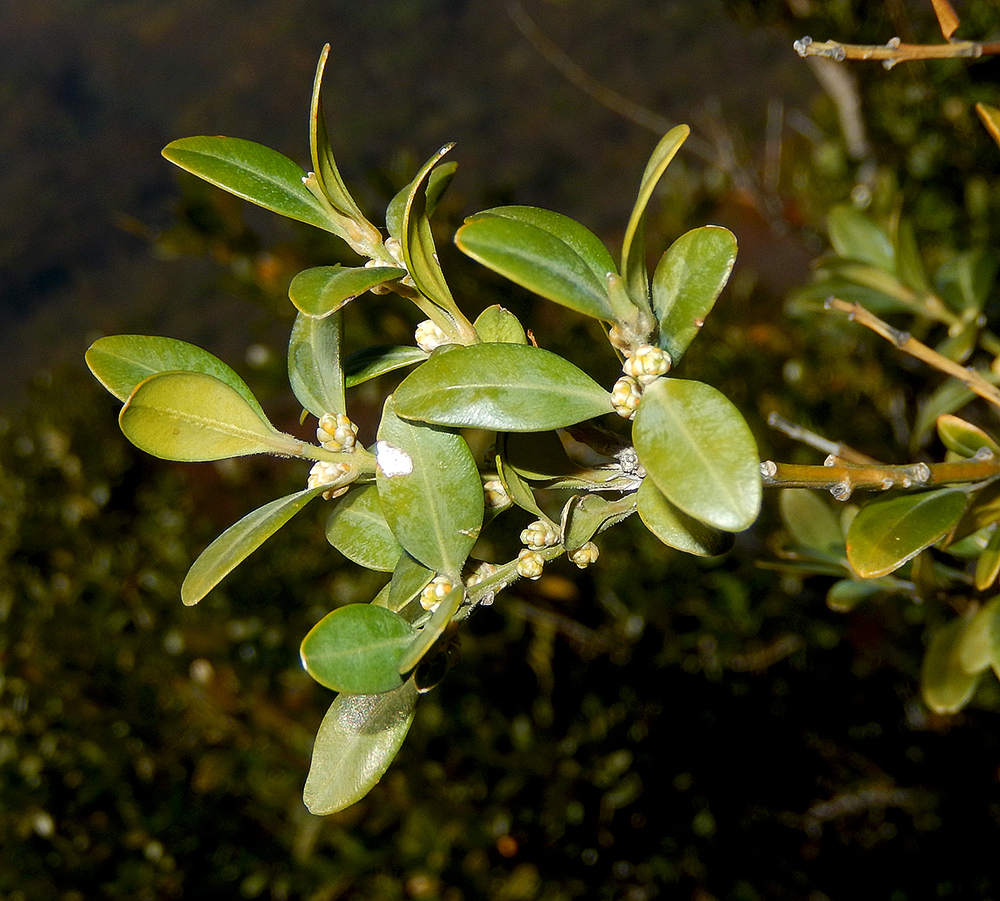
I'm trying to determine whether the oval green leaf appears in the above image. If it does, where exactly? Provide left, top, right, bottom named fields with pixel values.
left=636, top=479, right=734, bottom=556
left=344, top=345, right=429, bottom=388
left=936, top=413, right=1000, bottom=458
left=393, top=343, right=613, bottom=431
left=303, top=679, right=418, bottom=815
left=326, top=484, right=403, bottom=572
left=921, top=615, right=983, bottom=714
left=162, top=136, right=337, bottom=233
left=120, top=371, right=302, bottom=461
left=376, top=398, right=484, bottom=577
left=563, top=493, right=637, bottom=552
left=288, top=311, right=346, bottom=419
left=633, top=378, right=761, bottom=532
left=827, top=204, right=895, bottom=270
left=845, top=488, right=969, bottom=578
left=651, top=226, right=737, bottom=365
left=779, top=488, right=844, bottom=555
left=289, top=265, right=405, bottom=318
left=301, top=603, right=416, bottom=694
left=182, top=486, right=325, bottom=605
left=473, top=305, right=527, bottom=344
left=957, top=596, right=1000, bottom=675
left=975, top=527, right=1000, bottom=591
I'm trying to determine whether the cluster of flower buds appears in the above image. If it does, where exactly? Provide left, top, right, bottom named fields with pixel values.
left=316, top=413, right=358, bottom=453
left=515, top=548, right=545, bottom=581
left=483, top=479, right=510, bottom=509
left=415, top=319, right=450, bottom=353
left=611, top=344, right=671, bottom=419
left=520, top=519, right=560, bottom=550
left=568, top=541, right=600, bottom=569
left=307, top=460, right=355, bottom=500
left=611, top=376, right=643, bottom=420
left=420, top=574, right=454, bottom=612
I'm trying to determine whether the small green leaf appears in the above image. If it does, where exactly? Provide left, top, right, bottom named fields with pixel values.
left=958, top=596, right=1000, bottom=675
left=344, top=345, right=429, bottom=388
left=388, top=552, right=435, bottom=614
left=386, top=160, right=458, bottom=240
left=936, top=413, right=1000, bottom=458
left=301, top=604, right=416, bottom=694
left=303, top=679, right=418, bottom=816
left=496, top=451, right=547, bottom=520
left=393, top=343, right=613, bottom=431
left=846, top=488, right=969, bottom=578
left=636, top=479, right=734, bottom=556
left=975, top=527, right=1000, bottom=591
left=86, top=334, right=265, bottom=416
left=779, top=489, right=844, bottom=554
left=376, top=398, right=483, bottom=577
left=826, top=578, right=891, bottom=612
left=326, top=484, right=403, bottom=572
left=921, top=616, right=983, bottom=714
left=182, top=486, right=325, bottom=605
left=827, top=205, right=895, bottom=270
left=633, top=378, right=761, bottom=532
left=892, top=215, right=932, bottom=295
left=398, top=585, right=464, bottom=674
left=289, top=265, right=406, bottom=318
left=120, top=371, right=302, bottom=461
left=456, top=207, right=616, bottom=321
left=651, top=226, right=737, bottom=364
left=563, top=493, right=637, bottom=552
left=621, top=125, right=689, bottom=304
left=912, top=378, right=976, bottom=452
left=288, top=311, right=346, bottom=419
left=936, top=248, right=999, bottom=315
left=162, top=136, right=337, bottom=234
left=473, top=305, right=527, bottom=344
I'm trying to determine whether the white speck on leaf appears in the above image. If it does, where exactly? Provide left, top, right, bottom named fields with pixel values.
left=376, top=441, right=413, bottom=477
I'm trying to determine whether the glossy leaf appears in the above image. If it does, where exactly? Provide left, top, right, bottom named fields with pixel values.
left=633, top=378, right=761, bottom=532
left=827, top=205, right=894, bottom=270
left=289, top=265, right=405, bottom=318
left=386, top=160, right=458, bottom=240
left=621, top=125, right=689, bottom=304
left=456, top=207, right=616, bottom=321
left=393, top=343, right=612, bottom=431
left=651, top=226, right=737, bottom=364
left=301, top=603, right=416, bottom=694
left=936, top=414, right=1000, bottom=458
left=846, top=488, right=969, bottom=578
left=975, top=527, right=1000, bottom=591
left=120, top=371, right=302, bottom=461
left=388, top=552, right=435, bottom=614
left=779, top=489, right=844, bottom=554
left=86, top=335, right=265, bottom=416
left=303, top=679, right=418, bottom=816
left=397, top=585, right=464, bottom=674
left=182, top=486, right=325, bottom=605
left=921, top=616, right=983, bottom=714
left=376, top=398, right=483, bottom=578
left=162, top=136, right=336, bottom=233
left=288, top=311, right=346, bottom=419
left=474, top=305, right=527, bottom=344
left=344, top=345, right=428, bottom=388
left=325, top=484, right=403, bottom=572
left=636, top=479, right=734, bottom=556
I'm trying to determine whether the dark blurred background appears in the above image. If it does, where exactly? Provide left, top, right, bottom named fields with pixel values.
left=4, top=1, right=1000, bottom=899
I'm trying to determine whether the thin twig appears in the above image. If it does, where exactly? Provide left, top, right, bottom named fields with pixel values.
left=767, top=412, right=880, bottom=465
left=794, top=35, right=1000, bottom=68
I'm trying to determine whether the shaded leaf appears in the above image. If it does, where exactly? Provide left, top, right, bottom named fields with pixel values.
left=326, top=484, right=403, bottom=572
left=921, top=616, right=982, bottom=714
left=388, top=552, right=435, bottom=614
left=826, top=578, right=893, bottom=612
left=975, top=527, right=1000, bottom=591
left=636, top=479, right=734, bottom=556
left=936, top=413, right=1000, bottom=458
left=344, top=345, right=428, bottom=388
left=779, top=489, right=844, bottom=554
left=503, top=430, right=574, bottom=480
left=303, top=679, right=418, bottom=815
left=958, top=596, right=1000, bottom=675
left=182, top=486, right=325, bottom=605
left=977, top=103, right=1000, bottom=151
left=563, top=493, right=637, bottom=552
left=398, top=586, right=464, bottom=673
left=394, top=343, right=612, bottom=431
left=652, top=226, right=737, bottom=364
left=301, top=604, right=416, bottom=694
left=935, top=248, right=999, bottom=315
left=120, top=371, right=302, bottom=461
left=386, top=160, right=458, bottom=240
left=289, top=265, right=405, bottom=318
left=827, top=205, right=894, bottom=270
left=846, top=488, right=969, bottom=578
left=288, top=311, right=346, bottom=419
left=633, top=378, right=761, bottom=532
left=496, top=451, right=547, bottom=521
left=892, top=215, right=932, bottom=295
left=474, top=305, right=527, bottom=344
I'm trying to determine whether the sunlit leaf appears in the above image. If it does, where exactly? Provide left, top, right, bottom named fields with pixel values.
left=120, top=371, right=302, bottom=461
left=344, top=345, right=428, bottom=388
left=921, top=616, right=982, bottom=714
left=326, top=484, right=403, bottom=572
left=827, top=205, right=895, bottom=271
left=779, top=489, right=844, bottom=554
left=303, top=679, right=418, bottom=815
left=456, top=206, right=616, bottom=321
left=636, top=479, right=734, bottom=556
left=289, top=265, right=406, bottom=318
left=182, top=486, right=325, bottom=605
left=86, top=335, right=266, bottom=418
left=474, top=305, right=527, bottom=344
left=386, top=160, right=458, bottom=240
left=376, top=398, right=483, bottom=578
left=162, top=136, right=337, bottom=233
left=397, top=585, right=464, bottom=673
left=846, top=488, right=969, bottom=578
left=633, top=378, right=761, bottom=532
left=652, top=226, right=737, bottom=364
left=393, top=343, right=613, bottom=431
left=301, top=603, right=416, bottom=694
left=936, top=414, right=1000, bottom=458
left=288, top=311, right=346, bottom=419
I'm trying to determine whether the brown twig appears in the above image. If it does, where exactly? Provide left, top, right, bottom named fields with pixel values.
left=794, top=35, right=1000, bottom=68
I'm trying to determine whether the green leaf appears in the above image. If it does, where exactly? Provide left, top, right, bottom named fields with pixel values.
left=120, top=371, right=303, bottom=461
left=456, top=206, right=616, bottom=321
left=827, top=204, right=895, bottom=270
left=496, top=451, right=548, bottom=520
left=397, top=585, right=464, bottom=673
left=376, top=398, right=483, bottom=577
left=473, top=305, right=527, bottom=344
left=326, top=484, right=403, bottom=572
left=388, top=552, right=435, bottom=614
left=621, top=125, right=689, bottom=304
left=503, top=430, right=574, bottom=480
left=958, top=596, right=1000, bottom=675
left=86, top=334, right=266, bottom=417
left=936, top=413, right=1000, bottom=458
left=912, top=378, right=976, bottom=452
left=303, top=679, right=418, bottom=816
left=633, top=378, right=761, bottom=532
left=846, top=488, right=970, bottom=578
left=289, top=265, right=406, bottom=318
left=936, top=248, right=999, bottom=315
left=386, top=160, right=458, bottom=240
left=892, top=215, right=932, bottom=294
left=393, top=343, right=613, bottom=431
left=344, top=345, right=429, bottom=388
left=563, top=493, right=637, bottom=552
left=975, top=527, right=1000, bottom=591
left=921, top=616, right=983, bottom=714
left=162, top=136, right=338, bottom=234
left=182, top=486, right=325, bottom=605
left=301, top=603, right=416, bottom=694
left=651, top=226, right=737, bottom=365
left=826, top=578, right=892, bottom=612
left=288, top=311, right=346, bottom=419
left=779, top=489, right=844, bottom=554
left=636, top=479, right=734, bottom=556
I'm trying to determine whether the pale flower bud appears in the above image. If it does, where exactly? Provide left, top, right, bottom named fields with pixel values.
left=316, top=413, right=358, bottom=452
left=623, top=344, right=671, bottom=385
left=420, top=574, right=454, bottom=612
left=415, top=319, right=450, bottom=353
left=568, top=541, right=600, bottom=569
left=483, top=479, right=511, bottom=509
left=520, top=519, right=560, bottom=549
left=516, top=548, right=545, bottom=581
left=307, top=460, right=354, bottom=500
left=611, top=376, right=643, bottom=419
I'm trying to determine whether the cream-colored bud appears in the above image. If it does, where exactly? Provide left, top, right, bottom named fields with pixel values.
left=483, top=479, right=510, bottom=509
left=420, top=575, right=454, bottom=612
left=520, top=519, right=560, bottom=549
left=516, top=548, right=545, bottom=580
left=316, top=412, right=358, bottom=452
left=623, top=344, right=670, bottom=385
left=568, top=541, right=600, bottom=569
left=307, top=460, right=354, bottom=500
left=611, top=376, right=643, bottom=419
left=415, top=319, right=450, bottom=353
